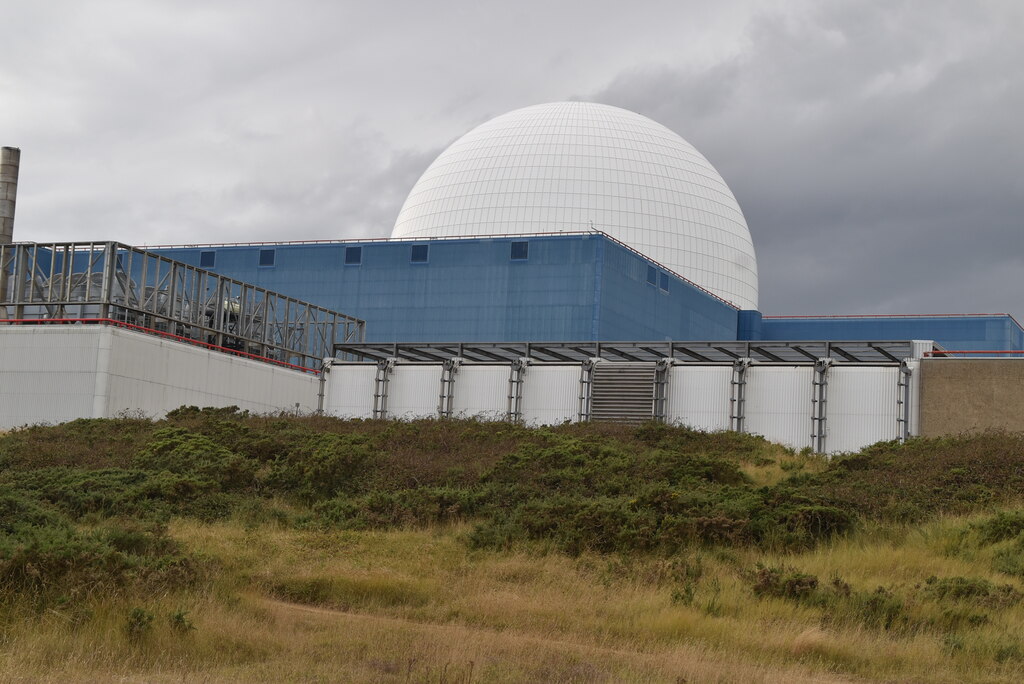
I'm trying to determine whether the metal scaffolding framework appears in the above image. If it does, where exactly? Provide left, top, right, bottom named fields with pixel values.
left=1, top=241, right=365, bottom=369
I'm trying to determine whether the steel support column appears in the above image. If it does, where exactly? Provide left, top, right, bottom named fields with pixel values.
left=729, top=358, right=752, bottom=433
left=897, top=360, right=913, bottom=442
left=578, top=358, right=598, bottom=422
left=372, top=358, right=396, bottom=419
left=653, top=358, right=673, bottom=422
left=506, top=357, right=528, bottom=422
left=811, top=358, right=833, bottom=453
left=438, top=357, right=462, bottom=418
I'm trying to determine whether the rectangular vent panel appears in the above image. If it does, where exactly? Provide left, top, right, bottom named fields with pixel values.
left=590, top=362, right=656, bottom=423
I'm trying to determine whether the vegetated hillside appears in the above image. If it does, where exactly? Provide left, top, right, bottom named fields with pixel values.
left=2, top=409, right=1024, bottom=682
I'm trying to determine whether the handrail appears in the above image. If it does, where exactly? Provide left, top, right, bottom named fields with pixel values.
left=923, top=350, right=1024, bottom=357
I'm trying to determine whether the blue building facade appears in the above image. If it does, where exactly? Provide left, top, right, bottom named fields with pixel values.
left=155, top=234, right=740, bottom=343
left=758, top=314, right=1024, bottom=353
left=154, top=234, right=1024, bottom=351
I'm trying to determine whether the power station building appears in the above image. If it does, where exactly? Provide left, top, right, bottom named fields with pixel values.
left=2, top=103, right=1023, bottom=449
left=148, top=102, right=1023, bottom=353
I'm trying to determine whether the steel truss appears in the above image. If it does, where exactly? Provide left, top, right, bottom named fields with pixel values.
left=1, top=241, right=365, bottom=369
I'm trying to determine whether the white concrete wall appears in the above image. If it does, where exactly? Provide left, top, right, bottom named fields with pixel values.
left=0, top=326, right=102, bottom=428
left=0, top=325, right=319, bottom=429
left=322, top=359, right=922, bottom=453
left=451, top=366, right=509, bottom=420
left=744, top=366, right=815, bottom=451
left=520, top=365, right=580, bottom=425
left=665, top=366, right=732, bottom=432
left=326, top=364, right=377, bottom=419
left=826, top=366, right=902, bottom=453
left=386, top=365, right=443, bottom=419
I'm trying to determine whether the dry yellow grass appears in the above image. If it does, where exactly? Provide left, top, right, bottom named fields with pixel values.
left=2, top=513, right=1024, bottom=682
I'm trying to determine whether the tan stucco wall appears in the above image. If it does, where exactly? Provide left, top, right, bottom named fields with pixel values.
left=919, top=359, right=1024, bottom=437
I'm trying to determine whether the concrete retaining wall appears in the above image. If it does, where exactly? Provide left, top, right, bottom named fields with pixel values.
left=919, top=359, right=1024, bottom=436
left=0, top=325, right=319, bottom=429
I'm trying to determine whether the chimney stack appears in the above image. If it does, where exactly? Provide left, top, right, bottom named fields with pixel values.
left=1, top=146, right=19, bottom=246
left=1, top=146, right=18, bottom=312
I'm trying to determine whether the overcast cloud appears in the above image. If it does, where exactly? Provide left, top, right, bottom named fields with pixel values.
left=2, top=0, right=1021, bottom=320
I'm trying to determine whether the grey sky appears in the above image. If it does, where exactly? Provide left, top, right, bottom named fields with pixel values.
left=3, top=0, right=1021, bottom=320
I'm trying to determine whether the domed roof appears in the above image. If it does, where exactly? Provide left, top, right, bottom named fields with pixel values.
left=391, top=101, right=758, bottom=309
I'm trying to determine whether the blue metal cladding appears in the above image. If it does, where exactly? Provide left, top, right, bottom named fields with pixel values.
left=152, top=235, right=1022, bottom=350
left=597, top=241, right=737, bottom=340
left=736, top=310, right=764, bottom=341
left=153, top=235, right=739, bottom=343
left=759, top=315, right=1024, bottom=352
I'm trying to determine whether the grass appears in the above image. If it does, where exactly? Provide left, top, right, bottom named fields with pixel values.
left=0, top=410, right=1023, bottom=681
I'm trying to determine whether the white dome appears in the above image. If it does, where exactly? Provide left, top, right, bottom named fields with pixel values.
left=391, top=101, right=758, bottom=309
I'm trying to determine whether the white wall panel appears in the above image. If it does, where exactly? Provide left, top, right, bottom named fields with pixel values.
left=744, top=366, right=814, bottom=450
left=826, top=366, right=901, bottom=453
left=103, top=327, right=319, bottom=417
left=452, top=365, right=508, bottom=420
left=521, top=365, right=579, bottom=425
left=0, top=327, right=102, bottom=428
left=326, top=365, right=377, bottom=419
left=386, top=365, right=443, bottom=419
left=0, top=325, right=319, bottom=429
left=1, top=326, right=926, bottom=453
left=665, top=365, right=732, bottom=431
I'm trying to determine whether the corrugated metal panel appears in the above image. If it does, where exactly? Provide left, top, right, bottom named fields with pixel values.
left=521, top=364, right=580, bottom=425
left=665, top=366, right=732, bottom=432
left=452, top=365, right=508, bottom=420
left=326, top=365, right=377, bottom=419
left=590, top=362, right=655, bottom=423
left=827, top=366, right=901, bottom=453
left=745, top=366, right=814, bottom=450
left=386, top=365, right=443, bottom=419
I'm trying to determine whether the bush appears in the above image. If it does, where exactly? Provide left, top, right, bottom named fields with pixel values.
left=268, top=433, right=380, bottom=502
left=750, top=565, right=819, bottom=600
left=124, top=607, right=154, bottom=641
left=975, top=511, right=1024, bottom=545
left=923, top=575, right=1022, bottom=608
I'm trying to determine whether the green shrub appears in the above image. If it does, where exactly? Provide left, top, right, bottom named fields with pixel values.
left=268, top=433, right=380, bottom=502
left=923, top=575, right=1022, bottom=608
left=975, top=511, right=1024, bottom=545
left=168, top=608, right=196, bottom=633
left=749, top=565, right=819, bottom=600
left=124, top=607, right=154, bottom=641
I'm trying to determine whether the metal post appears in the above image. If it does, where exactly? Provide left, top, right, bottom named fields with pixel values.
left=897, top=360, right=913, bottom=442
left=811, top=358, right=832, bottom=454
left=373, top=358, right=396, bottom=420
left=99, top=243, right=116, bottom=320
left=729, top=358, right=751, bottom=433
left=653, top=358, right=673, bottom=422
left=438, top=357, right=462, bottom=418
left=506, top=357, right=528, bottom=422
left=12, top=243, right=27, bottom=318
left=578, top=358, right=598, bottom=422
left=317, top=357, right=334, bottom=414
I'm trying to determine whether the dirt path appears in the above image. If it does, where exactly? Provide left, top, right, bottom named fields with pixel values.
left=258, top=596, right=874, bottom=684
